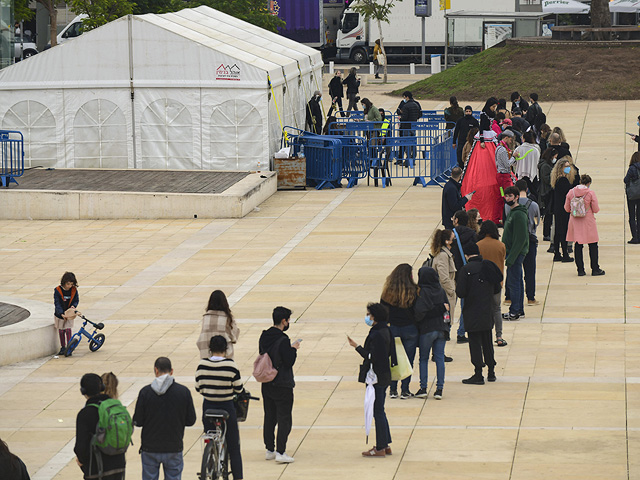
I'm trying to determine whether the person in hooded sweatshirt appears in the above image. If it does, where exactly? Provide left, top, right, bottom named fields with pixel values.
left=195, top=337, right=245, bottom=479
left=450, top=210, right=478, bottom=344
left=455, top=243, right=503, bottom=385
left=134, top=357, right=196, bottom=480
left=565, top=175, right=605, bottom=277
left=258, top=306, right=300, bottom=464
left=413, top=267, right=451, bottom=400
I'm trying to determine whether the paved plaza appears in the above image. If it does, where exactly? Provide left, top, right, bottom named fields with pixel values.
left=1, top=75, right=640, bottom=479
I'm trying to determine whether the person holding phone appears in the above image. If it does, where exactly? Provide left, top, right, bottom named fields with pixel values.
left=632, top=115, right=640, bottom=152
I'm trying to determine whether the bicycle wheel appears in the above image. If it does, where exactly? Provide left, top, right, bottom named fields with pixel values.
left=65, top=336, right=80, bottom=357
left=220, top=440, right=229, bottom=480
left=200, top=441, right=215, bottom=480
left=89, top=333, right=105, bottom=352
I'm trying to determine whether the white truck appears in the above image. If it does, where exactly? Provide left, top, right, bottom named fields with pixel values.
left=336, top=0, right=514, bottom=63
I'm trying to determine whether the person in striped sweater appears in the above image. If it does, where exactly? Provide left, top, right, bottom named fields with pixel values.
left=195, top=335, right=245, bottom=480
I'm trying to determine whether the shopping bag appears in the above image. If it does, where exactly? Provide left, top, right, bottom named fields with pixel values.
left=390, top=338, right=412, bottom=381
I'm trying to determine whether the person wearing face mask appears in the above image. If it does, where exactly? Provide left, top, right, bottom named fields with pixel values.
left=348, top=303, right=396, bottom=457
left=452, top=106, right=480, bottom=168
left=305, top=90, right=323, bottom=134
left=258, top=306, right=301, bottom=464
left=550, top=159, right=577, bottom=262
left=501, top=186, right=529, bottom=321
left=538, top=148, right=557, bottom=244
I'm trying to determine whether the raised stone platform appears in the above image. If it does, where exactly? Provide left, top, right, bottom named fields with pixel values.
left=0, top=297, right=57, bottom=366
left=0, top=169, right=277, bottom=220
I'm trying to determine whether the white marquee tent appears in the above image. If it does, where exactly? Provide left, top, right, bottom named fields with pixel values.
left=0, top=7, right=323, bottom=171
left=542, top=0, right=590, bottom=14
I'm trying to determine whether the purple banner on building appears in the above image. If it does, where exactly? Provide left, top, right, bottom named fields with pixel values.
left=272, top=0, right=322, bottom=44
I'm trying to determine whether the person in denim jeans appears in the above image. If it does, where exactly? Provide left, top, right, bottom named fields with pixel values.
left=501, top=186, right=530, bottom=321
left=381, top=264, right=419, bottom=399
left=413, top=267, right=450, bottom=399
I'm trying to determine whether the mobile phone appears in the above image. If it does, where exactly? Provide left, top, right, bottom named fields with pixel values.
left=296, top=338, right=303, bottom=343
left=471, top=190, right=476, bottom=195
left=627, top=132, right=635, bottom=136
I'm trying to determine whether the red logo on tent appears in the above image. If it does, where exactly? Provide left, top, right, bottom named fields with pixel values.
left=216, top=64, right=241, bottom=81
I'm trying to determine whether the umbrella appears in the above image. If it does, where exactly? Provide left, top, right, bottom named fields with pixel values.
left=610, top=0, right=640, bottom=13
left=542, top=0, right=590, bottom=14
left=364, top=365, right=377, bottom=444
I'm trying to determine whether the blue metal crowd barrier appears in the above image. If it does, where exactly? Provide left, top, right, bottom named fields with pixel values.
left=0, top=130, right=24, bottom=187
left=427, top=130, right=456, bottom=187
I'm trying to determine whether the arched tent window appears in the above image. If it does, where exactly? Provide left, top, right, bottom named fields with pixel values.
left=2, top=100, right=57, bottom=168
left=210, top=100, right=262, bottom=170
left=74, top=99, right=128, bottom=168
left=140, top=98, right=193, bottom=169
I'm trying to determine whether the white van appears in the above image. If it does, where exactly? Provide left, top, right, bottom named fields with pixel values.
left=56, top=14, right=88, bottom=45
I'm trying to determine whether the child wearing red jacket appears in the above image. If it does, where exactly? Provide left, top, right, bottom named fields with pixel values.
left=54, top=272, right=80, bottom=356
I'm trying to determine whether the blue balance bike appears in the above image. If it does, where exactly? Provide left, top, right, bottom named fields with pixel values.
left=64, top=312, right=106, bottom=357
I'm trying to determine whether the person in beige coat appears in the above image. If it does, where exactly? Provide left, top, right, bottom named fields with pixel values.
left=430, top=229, right=457, bottom=320
left=197, top=290, right=239, bottom=359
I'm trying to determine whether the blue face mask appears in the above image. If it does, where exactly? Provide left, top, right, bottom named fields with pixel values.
left=403, top=98, right=408, bottom=103
left=637, top=121, right=639, bottom=127
left=364, top=314, right=374, bottom=327
left=563, top=166, right=571, bottom=174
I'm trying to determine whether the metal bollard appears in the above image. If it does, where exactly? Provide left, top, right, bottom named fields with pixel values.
left=410, top=63, right=415, bottom=75
left=329, top=61, right=334, bottom=74
left=431, top=55, right=441, bottom=74
left=369, top=62, right=374, bottom=75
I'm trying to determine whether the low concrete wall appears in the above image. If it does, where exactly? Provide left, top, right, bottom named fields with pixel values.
left=0, top=171, right=277, bottom=220
left=0, top=296, right=57, bottom=366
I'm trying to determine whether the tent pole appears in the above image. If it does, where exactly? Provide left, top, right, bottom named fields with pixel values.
left=128, top=14, right=137, bottom=169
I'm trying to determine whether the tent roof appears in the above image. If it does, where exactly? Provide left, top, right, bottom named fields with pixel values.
left=610, top=0, right=640, bottom=13
left=542, top=0, right=590, bottom=14
left=0, top=7, right=323, bottom=90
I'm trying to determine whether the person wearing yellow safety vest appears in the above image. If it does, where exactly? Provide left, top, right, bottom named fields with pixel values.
left=372, top=107, right=392, bottom=187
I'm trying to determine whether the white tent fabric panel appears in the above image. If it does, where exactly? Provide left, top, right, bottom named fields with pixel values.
left=2, top=91, right=64, bottom=168
left=202, top=88, right=268, bottom=171
left=62, top=89, right=133, bottom=168
left=610, top=0, right=640, bottom=12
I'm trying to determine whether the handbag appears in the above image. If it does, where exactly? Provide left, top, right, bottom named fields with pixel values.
left=389, top=338, right=412, bottom=381
left=628, top=177, right=640, bottom=201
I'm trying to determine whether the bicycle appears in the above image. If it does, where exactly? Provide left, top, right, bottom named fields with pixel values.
left=199, top=392, right=259, bottom=480
left=64, top=312, right=106, bottom=357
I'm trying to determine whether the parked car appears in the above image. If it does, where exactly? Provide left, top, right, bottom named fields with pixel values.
left=13, top=33, right=38, bottom=60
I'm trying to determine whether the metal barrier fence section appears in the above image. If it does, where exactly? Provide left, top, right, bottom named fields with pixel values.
left=283, top=111, right=477, bottom=190
left=0, top=130, right=24, bottom=187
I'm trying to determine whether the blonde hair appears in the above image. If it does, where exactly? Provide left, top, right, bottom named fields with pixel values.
left=552, top=126, right=567, bottom=143
left=380, top=264, right=418, bottom=309
left=101, top=372, right=119, bottom=400
left=550, top=158, right=576, bottom=188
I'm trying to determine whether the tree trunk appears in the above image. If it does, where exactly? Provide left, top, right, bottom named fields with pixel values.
left=49, top=5, right=57, bottom=47
left=376, top=18, right=387, bottom=83
left=590, top=0, right=611, bottom=40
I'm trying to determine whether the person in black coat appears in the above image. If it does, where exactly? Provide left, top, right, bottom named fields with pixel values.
left=442, top=167, right=473, bottom=229
left=74, top=374, right=126, bottom=480
left=396, top=91, right=422, bottom=163
left=624, top=152, right=640, bottom=243
left=414, top=267, right=451, bottom=399
left=328, top=71, right=346, bottom=117
left=348, top=302, right=396, bottom=457
left=452, top=106, right=479, bottom=167
left=510, top=91, right=529, bottom=114
left=455, top=244, right=503, bottom=385
left=0, top=437, right=30, bottom=480
left=343, top=67, right=360, bottom=112
left=305, top=91, right=323, bottom=134
left=258, top=307, right=300, bottom=463
left=479, top=97, right=498, bottom=146
left=451, top=210, right=478, bottom=275
left=551, top=159, right=576, bottom=262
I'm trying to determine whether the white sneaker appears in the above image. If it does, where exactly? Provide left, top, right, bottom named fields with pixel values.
left=275, top=452, right=294, bottom=463
left=265, top=450, right=276, bottom=460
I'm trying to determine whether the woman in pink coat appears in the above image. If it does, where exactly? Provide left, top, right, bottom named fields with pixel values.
left=564, top=174, right=605, bottom=277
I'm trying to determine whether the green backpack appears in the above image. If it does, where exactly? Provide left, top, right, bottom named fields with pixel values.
left=91, top=399, right=133, bottom=455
